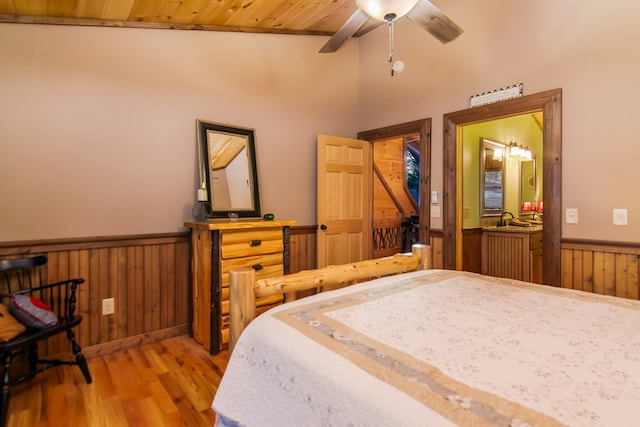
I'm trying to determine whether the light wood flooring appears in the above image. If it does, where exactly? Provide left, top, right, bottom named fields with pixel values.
left=7, top=336, right=230, bottom=427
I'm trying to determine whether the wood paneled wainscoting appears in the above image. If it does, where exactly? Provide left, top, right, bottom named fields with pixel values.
left=409, top=231, right=639, bottom=302
left=0, top=226, right=320, bottom=359
left=0, top=233, right=192, bottom=359
left=289, top=225, right=318, bottom=273
left=445, top=232, right=637, bottom=299
left=561, top=239, right=640, bottom=300
left=428, top=229, right=444, bottom=269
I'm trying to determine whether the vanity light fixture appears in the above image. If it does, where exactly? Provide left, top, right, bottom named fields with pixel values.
left=507, top=142, right=532, bottom=160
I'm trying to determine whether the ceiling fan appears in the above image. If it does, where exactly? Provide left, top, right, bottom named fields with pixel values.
left=319, top=0, right=464, bottom=54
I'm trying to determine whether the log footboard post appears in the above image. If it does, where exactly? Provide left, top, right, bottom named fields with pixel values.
left=412, top=244, right=431, bottom=270
left=229, top=244, right=431, bottom=353
left=229, top=268, right=256, bottom=354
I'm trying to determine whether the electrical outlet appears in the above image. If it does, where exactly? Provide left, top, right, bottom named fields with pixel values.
left=102, top=298, right=115, bottom=315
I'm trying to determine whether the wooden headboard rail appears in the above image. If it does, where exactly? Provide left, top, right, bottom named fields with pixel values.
left=228, top=244, right=431, bottom=352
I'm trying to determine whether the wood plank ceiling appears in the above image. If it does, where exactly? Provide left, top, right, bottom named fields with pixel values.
left=0, top=0, right=380, bottom=37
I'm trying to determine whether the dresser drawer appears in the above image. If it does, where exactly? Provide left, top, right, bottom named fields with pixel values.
left=220, top=252, right=284, bottom=286
left=220, top=229, right=284, bottom=259
left=220, top=294, right=283, bottom=345
left=221, top=294, right=284, bottom=318
left=221, top=278, right=286, bottom=308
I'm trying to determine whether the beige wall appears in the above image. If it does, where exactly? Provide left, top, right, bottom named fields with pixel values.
left=0, top=24, right=359, bottom=241
left=359, top=0, right=640, bottom=243
left=2, top=0, right=640, bottom=244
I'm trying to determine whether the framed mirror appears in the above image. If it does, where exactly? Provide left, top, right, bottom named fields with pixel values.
left=196, top=120, right=261, bottom=218
left=520, top=158, right=536, bottom=215
left=480, top=138, right=505, bottom=216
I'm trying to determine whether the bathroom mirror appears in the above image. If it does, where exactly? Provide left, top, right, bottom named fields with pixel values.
left=480, top=138, right=505, bottom=216
left=196, top=120, right=261, bottom=218
left=520, top=158, right=536, bottom=214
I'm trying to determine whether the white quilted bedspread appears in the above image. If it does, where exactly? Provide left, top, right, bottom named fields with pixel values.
left=213, top=270, right=640, bottom=427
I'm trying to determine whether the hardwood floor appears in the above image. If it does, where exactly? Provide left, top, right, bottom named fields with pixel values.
left=7, top=336, right=230, bottom=427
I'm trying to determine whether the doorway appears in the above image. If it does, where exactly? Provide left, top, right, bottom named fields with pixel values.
left=442, top=89, right=562, bottom=286
left=359, top=119, right=431, bottom=258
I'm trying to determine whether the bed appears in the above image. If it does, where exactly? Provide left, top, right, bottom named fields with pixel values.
left=212, top=245, right=640, bottom=426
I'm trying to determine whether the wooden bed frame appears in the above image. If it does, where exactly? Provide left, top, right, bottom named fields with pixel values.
left=228, top=244, right=431, bottom=352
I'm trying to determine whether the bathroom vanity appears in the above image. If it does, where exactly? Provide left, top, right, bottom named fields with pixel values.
left=481, top=225, right=543, bottom=284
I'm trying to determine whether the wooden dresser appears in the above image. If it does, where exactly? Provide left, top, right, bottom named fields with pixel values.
left=184, top=219, right=296, bottom=354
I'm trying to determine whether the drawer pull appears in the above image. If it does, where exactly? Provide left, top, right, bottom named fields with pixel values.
left=251, top=263, right=264, bottom=271
left=249, top=239, right=262, bottom=247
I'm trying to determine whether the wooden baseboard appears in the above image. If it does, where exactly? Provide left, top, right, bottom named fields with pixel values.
left=81, top=324, right=191, bottom=359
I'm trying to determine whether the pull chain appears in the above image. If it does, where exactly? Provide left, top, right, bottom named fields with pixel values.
left=384, top=13, right=403, bottom=77
left=384, top=13, right=400, bottom=76
left=388, top=19, right=394, bottom=65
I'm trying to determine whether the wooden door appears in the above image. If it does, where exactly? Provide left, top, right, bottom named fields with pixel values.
left=316, top=134, right=372, bottom=268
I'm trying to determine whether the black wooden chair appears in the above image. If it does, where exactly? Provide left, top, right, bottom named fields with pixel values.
left=0, top=255, right=92, bottom=427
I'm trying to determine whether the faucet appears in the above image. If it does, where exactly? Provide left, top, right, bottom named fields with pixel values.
left=497, top=211, right=514, bottom=227
left=532, top=210, right=542, bottom=221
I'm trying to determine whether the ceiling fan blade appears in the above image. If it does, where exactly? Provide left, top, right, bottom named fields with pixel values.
left=319, top=8, right=369, bottom=53
left=407, top=0, right=464, bottom=44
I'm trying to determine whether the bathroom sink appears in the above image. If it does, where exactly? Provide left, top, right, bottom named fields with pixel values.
left=510, top=219, right=533, bottom=227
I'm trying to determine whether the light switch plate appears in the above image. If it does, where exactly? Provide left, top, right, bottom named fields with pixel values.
left=566, top=208, right=578, bottom=224
left=430, top=206, right=441, bottom=218
left=613, top=209, right=628, bottom=226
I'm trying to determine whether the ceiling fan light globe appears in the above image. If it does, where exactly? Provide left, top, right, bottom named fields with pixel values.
left=356, top=0, right=420, bottom=22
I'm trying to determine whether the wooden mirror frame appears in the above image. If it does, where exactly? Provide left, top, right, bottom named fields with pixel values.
left=196, top=120, right=261, bottom=218
left=519, top=157, right=537, bottom=215
left=443, top=89, right=562, bottom=286
left=480, top=138, right=506, bottom=217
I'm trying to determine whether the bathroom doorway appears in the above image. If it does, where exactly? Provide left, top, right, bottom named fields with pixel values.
left=442, top=89, right=562, bottom=286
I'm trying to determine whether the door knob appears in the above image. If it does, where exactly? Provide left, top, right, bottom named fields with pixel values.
left=320, top=224, right=327, bottom=230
